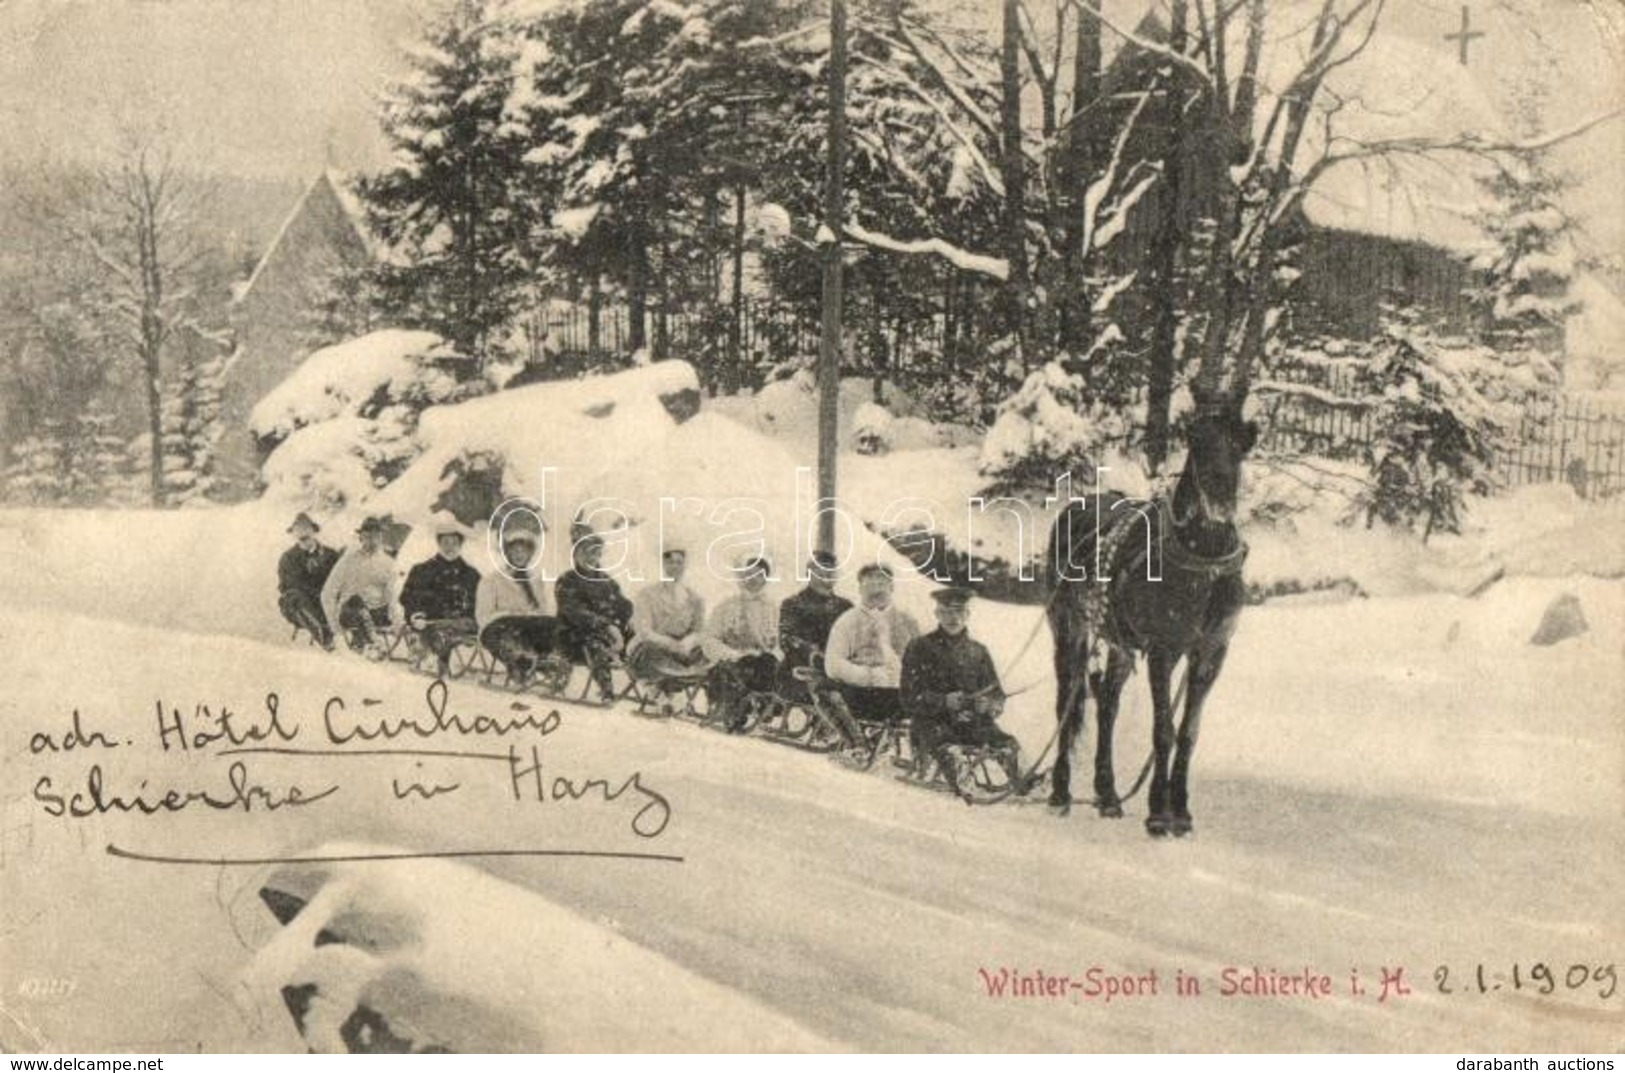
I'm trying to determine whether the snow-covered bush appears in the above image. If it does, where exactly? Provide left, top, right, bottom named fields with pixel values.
left=251, top=330, right=467, bottom=447
left=977, top=361, right=1129, bottom=496
left=852, top=402, right=893, bottom=455
left=254, top=330, right=482, bottom=507
left=1355, top=309, right=1556, bottom=540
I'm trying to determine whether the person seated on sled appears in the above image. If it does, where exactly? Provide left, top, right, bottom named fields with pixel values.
left=901, top=585, right=1021, bottom=791
left=823, top=562, right=920, bottom=726
left=321, top=516, right=398, bottom=655
left=278, top=511, right=340, bottom=649
left=556, top=532, right=634, bottom=702
left=475, top=525, right=558, bottom=685
left=399, top=515, right=481, bottom=676
left=625, top=544, right=709, bottom=686
left=703, top=555, right=781, bottom=733
left=777, top=551, right=853, bottom=697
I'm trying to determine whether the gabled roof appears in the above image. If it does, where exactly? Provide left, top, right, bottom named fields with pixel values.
left=234, top=170, right=374, bottom=306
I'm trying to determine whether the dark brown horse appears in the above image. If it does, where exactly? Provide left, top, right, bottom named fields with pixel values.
left=1045, top=408, right=1258, bottom=836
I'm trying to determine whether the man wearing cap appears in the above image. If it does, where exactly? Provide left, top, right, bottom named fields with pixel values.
left=902, top=585, right=1020, bottom=794
left=400, top=516, right=482, bottom=676
left=556, top=533, right=634, bottom=701
left=704, top=556, right=781, bottom=732
left=476, top=525, right=557, bottom=684
left=823, top=562, right=921, bottom=724
left=778, top=551, right=853, bottom=686
left=321, top=516, right=399, bottom=654
left=278, top=512, right=340, bottom=648
left=626, top=544, right=709, bottom=683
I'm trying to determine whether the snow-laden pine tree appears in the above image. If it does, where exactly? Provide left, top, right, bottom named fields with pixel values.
left=1355, top=305, right=1556, bottom=541
left=362, top=0, right=533, bottom=364
left=1466, top=83, right=1579, bottom=368
left=505, top=0, right=816, bottom=379
left=77, top=403, right=144, bottom=506
left=977, top=360, right=1130, bottom=497
left=159, top=346, right=227, bottom=506
left=2, top=433, right=67, bottom=505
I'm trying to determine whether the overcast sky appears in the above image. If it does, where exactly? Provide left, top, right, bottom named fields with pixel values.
left=0, top=0, right=1619, bottom=253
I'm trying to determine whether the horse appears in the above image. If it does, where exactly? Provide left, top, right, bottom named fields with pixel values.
left=1045, top=407, right=1258, bottom=837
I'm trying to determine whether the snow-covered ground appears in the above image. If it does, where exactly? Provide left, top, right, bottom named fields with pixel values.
left=2, top=364, right=1621, bottom=1052
left=0, top=555, right=1619, bottom=1050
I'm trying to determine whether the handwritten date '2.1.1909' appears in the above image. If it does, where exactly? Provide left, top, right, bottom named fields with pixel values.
left=1434, top=962, right=1618, bottom=1000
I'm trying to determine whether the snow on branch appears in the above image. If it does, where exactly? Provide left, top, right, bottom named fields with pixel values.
left=1252, top=379, right=1372, bottom=409
left=1063, top=0, right=1214, bottom=87
left=863, top=25, right=1001, bottom=143
left=895, top=15, right=998, bottom=86
left=842, top=220, right=1009, bottom=281
left=1081, top=88, right=1153, bottom=253
left=1314, top=107, right=1625, bottom=178
left=852, top=51, right=1004, bottom=197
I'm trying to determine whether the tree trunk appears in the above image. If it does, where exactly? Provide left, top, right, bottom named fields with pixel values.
left=654, top=237, right=670, bottom=361
left=1057, top=1, right=1103, bottom=359
left=627, top=226, right=648, bottom=355
left=145, top=352, right=164, bottom=507
left=1000, top=0, right=1031, bottom=367
left=1145, top=0, right=1188, bottom=472
left=731, top=179, right=747, bottom=393
left=588, top=275, right=602, bottom=356
left=461, top=155, right=482, bottom=366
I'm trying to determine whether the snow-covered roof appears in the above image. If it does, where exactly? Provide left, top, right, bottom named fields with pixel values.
left=234, top=170, right=377, bottom=304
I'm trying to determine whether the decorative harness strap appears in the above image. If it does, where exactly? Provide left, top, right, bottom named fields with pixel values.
left=1156, top=497, right=1249, bottom=581
left=1081, top=495, right=1248, bottom=669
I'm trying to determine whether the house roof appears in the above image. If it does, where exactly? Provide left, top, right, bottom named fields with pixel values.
left=1095, top=3, right=1511, bottom=254
left=234, top=170, right=375, bottom=306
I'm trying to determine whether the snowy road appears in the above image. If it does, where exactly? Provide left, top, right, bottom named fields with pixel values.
left=2, top=584, right=1619, bottom=1052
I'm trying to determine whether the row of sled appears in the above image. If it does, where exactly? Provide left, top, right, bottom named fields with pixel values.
left=293, top=619, right=1038, bottom=806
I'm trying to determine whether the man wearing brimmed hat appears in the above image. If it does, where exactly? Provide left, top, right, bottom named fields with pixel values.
left=400, top=515, right=482, bottom=676
left=278, top=512, right=339, bottom=648
left=901, top=584, right=1020, bottom=794
left=626, top=541, right=709, bottom=684
left=321, top=515, right=399, bottom=654
left=824, top=561, right=921, bottom=725
left=556, top=532, right=634, bottom=702
left=475, top=521, right=557, bottom=684
left=703, top=555, right=781, bottom=732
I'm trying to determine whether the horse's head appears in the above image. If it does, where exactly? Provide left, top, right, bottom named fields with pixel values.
left=1179, top=405, right=1259, bottom=527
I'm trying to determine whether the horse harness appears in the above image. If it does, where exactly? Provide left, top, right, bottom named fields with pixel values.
left=1082, top=495, right=1248, bottom=665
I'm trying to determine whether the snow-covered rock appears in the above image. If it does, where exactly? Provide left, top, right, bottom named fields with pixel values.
left=1529, top=592, right=1588, bottom=645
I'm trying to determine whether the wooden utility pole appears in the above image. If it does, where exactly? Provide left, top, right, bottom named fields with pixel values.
left=817, top=0, right=846, bottom=556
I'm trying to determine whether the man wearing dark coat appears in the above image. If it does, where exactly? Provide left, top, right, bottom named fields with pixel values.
left=776, top=551, right=853, bottom=692
left=556, top=533, right=634, bottom=701
left=901, top=586, right=1020, bottom=794
left=278, top=512, right=340, bottom=648
left=400, top=516, right=482, bottom=675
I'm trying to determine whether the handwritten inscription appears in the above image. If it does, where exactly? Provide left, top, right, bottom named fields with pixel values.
left=23, top=680, right=672, bottom=843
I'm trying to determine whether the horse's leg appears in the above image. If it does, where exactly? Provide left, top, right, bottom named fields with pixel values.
left=1144, top=647, right=1179, bottom=837
left=1047, top=598, right=1089, bottom=814
left=1170, top=640, right=1229, bottom=837
left=1091, top=646, right=1134, bottom=818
